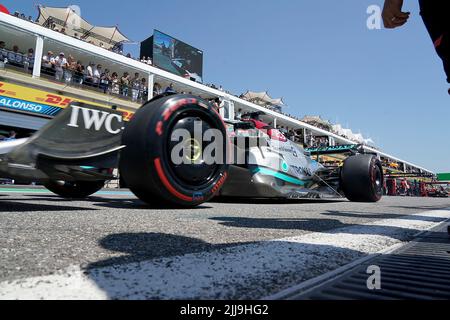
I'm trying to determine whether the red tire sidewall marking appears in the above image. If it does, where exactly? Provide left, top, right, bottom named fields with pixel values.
left=154, top=158, right=193, bottom=202
left=153, top=96, right=229, bottom=203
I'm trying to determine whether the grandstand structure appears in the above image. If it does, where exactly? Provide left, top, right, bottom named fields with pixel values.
left=0, top=10, right=434, bottom=176
left=36, top=6, right=130, bottom=50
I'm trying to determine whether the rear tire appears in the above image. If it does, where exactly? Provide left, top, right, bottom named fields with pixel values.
left=119, top=94, right=229, bottom=208
left=44, top=180, right=105, bottom=198
left=341, top=154, right=383, bottom=202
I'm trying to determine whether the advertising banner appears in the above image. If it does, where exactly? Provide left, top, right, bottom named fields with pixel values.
left=0, top=81, right=134, bottom=121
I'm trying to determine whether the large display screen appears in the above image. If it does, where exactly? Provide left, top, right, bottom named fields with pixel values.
left=153, top=30, right=203, bottom=83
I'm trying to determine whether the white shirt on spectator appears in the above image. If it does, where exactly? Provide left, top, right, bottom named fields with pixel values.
left=54, top=56, right=67, bottom=71
left=93, top=68, right=100, bottom=84
left=86, top=65, right=94, bottom=79
left=42, top=55, right=55, bottom=68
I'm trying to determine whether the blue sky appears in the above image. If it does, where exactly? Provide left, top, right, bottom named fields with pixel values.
left=2, top=0, right=449, bottom=172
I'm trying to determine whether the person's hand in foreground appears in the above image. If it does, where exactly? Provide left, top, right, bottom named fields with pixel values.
left=382, top=0, right=410, bottom=28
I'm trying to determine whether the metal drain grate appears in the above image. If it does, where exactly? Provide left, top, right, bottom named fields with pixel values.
left=293, top=223, right=450, bottom=300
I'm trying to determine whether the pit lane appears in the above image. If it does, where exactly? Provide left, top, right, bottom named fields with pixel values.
left=0, top=186, right=449, bottom=300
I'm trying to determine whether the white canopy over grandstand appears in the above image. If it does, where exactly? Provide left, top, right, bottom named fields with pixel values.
left=241, top=91, right=284, bottom=107
left=332, top=124, right=373, bottom=145
left=36, top=6, right=130, bottom=49
left=302, top=116, right=332, bottom=131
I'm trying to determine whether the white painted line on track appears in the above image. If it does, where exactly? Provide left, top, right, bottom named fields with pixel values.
left=1, top=208, right=449, bottom=300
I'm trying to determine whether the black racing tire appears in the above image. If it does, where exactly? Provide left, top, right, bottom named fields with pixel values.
left=119, top=94, right=229, bottom=208
left=44, top=180, right=105, bottom=198
left=341, top=154, right=383, bottom=202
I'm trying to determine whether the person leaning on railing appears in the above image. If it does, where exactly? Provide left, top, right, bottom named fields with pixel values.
left=120, top=72, right=130, bottom=97
left=53, top=52, right=67, bottom=81
left=64, top=55, right=75, bottom=83
left=93, top=64, right=102, bottom=88
left=84, top=62, right=95, bottom=86
left=41, top=51, right=56, bottom=77
left=23, top=48, right=35, bottom=73
left=130, top=72, right=140, bottom=102
left=73, top=60, right=84, bottom=85
left=153, top=82, right=162, bottom=96
left=110, top=72, right=120, bottom=95
left=100, top=68, right=111, bottom=94
left=139, top=77, right=148, bottom=101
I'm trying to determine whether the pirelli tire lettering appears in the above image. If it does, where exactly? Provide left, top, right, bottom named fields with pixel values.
left=119, top=94, right=229, bottom=208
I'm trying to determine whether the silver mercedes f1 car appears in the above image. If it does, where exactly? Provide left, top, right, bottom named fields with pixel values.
left=0, top=93, right=383, bottom=207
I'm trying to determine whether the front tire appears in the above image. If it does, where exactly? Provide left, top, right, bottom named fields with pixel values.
left=119, top=94, right=229, bottom=208
left=44, top=180, right=105, bottom=198
left=341, top=154, right=383, bottom=202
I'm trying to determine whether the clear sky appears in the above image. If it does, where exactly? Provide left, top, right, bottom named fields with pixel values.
left=2, top=0, right=449, bottom=172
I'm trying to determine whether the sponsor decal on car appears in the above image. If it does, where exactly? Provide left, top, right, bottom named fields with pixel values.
left=281, top=161, right=290, bottom=173
left=253, top=167, right=306, bottom=186
left=305, top=144, right=358, bottom=153
left=268, top=140, right=298, bottom=158
left=291, top=165, right=314, bottom=178
left=67, top=105, right=123, bottom=134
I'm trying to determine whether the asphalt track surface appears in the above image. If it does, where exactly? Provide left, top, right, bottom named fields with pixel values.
left=0, top=187, right=450, bottom=300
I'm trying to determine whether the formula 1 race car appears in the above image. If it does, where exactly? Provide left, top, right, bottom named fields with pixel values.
left=0, top=94, right=383, bottom=207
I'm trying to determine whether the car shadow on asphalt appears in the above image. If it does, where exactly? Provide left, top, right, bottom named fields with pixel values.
left=0, top=200, right=95, bottom=212
left=211, top=197, right=345, bottom=205
left=90, top=197, right=213, bottom=210
left=0, top=196, right=81, bottom=202
left=0, top=195, right=213, bottom=211
left=322, top=210, right=447, bottom=223
left=208, top=216, right=433, bottom=241
left=390, top=205, right=450, bottom=211
left=87, top=232, right=253, bottom=269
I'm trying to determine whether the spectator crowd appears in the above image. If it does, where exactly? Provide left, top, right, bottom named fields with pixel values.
left=1, top=40, right=151, bottom=102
